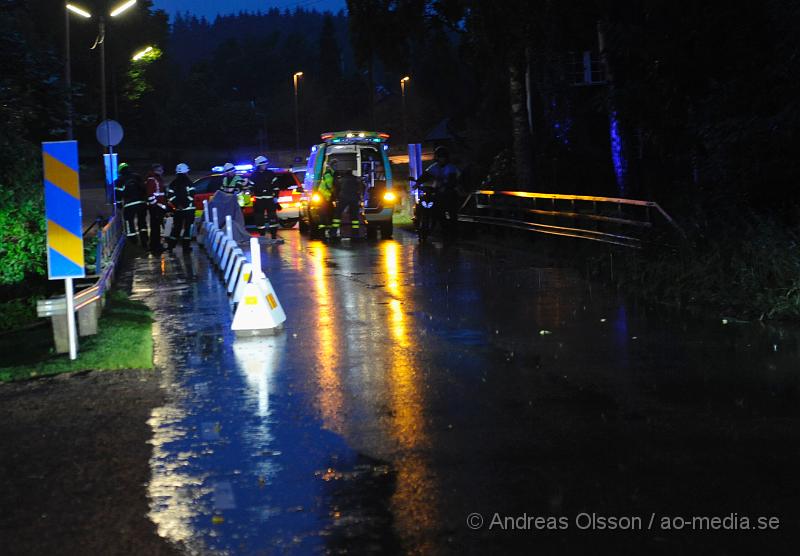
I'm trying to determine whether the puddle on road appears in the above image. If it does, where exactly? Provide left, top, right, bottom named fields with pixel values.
left=131, top=253, right=399, bottom=554
left=125, top=232, right=800, bottom=554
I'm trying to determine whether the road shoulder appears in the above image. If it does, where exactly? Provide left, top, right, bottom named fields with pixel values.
left=0, top=369, right=180, bottom=555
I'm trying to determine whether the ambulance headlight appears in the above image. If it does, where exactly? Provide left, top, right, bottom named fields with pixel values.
left=383, top=191, right=396, bottom=203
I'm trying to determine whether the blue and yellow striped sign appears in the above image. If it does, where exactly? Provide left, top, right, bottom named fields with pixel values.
left=43, top=141, right=85, bottom=279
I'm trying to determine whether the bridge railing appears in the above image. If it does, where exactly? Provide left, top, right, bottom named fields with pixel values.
left=458, top=189, right=684, bottom=248
left=36, top=212, right=125, bottom=353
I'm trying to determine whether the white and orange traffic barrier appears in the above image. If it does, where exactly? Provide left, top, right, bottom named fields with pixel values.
left=231, top=238, right=286, bottom=335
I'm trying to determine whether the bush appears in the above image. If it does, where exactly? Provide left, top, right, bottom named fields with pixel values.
left=0, top=297, right=42, bottom=333
left=612, top=212, right=800, bottom=320
left=0, top=139, right=46, bottom=286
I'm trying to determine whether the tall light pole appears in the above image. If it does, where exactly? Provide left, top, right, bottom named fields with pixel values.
left=64, top=1, right=136, bottom=139
left=400, top=76, right=410, bottom=146
left=65, top=4, right=92, bottom=140
left=293, top=71, right=303, bottom=153
left=102, top=1, right=137, bottom=124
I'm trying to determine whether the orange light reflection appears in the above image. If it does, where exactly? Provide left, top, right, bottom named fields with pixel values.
left=309, top=242, right=344, bottom=433
left=380, top=241, right=437, bottom=549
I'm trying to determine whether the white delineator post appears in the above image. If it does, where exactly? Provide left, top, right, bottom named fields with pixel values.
left=231, top=237, right=286, bottom=335
left=213, top=207, right=219, bottom=229
left=250, top=237, right=261, bottom=277
left=226, top=215, right=233, bottom=241
left=203, top=199, right=210, bottom=223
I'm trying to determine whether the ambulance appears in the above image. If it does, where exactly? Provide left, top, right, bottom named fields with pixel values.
left=299, top=131, right=395, bottom=239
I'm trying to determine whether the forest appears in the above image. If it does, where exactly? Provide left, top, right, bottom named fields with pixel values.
left=3, top=0, right=800, bottom=317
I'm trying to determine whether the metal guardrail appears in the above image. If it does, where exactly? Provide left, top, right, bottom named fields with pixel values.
left=458, top=190, right=684, bottom=248
left=37, top=213, right=124, bottom=318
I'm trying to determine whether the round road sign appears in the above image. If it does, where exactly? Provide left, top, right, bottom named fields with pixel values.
left=96, top=120, right=124, bottom=147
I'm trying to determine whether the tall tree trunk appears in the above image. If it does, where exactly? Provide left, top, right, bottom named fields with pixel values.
left=509, top=56, right=534, bottom=189
left=525, top=46, right=534, bottom=136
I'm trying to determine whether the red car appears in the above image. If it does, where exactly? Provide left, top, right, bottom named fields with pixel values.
left=192, top=168, right=305, bottom=228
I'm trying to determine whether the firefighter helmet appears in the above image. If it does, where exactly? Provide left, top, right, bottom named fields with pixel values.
left=222, top=162, right=235, bottom=173
left=175, top=163, right=190, bottom=174
left=254, top=155, right=269, bottom=166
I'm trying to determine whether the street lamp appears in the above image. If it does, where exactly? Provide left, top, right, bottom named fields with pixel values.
left=293, top=71, right=303, bottom=152
left=100, top=1, right=137, bottom=124
left=109, top=0, right=137, bottom=17
left=131, top=46, right=153, bottom=61
left=63, top=1, right=137, bottom=139
left=400, top=76, right=411, bottom=146
left=64, top=4, right=92, bottom=140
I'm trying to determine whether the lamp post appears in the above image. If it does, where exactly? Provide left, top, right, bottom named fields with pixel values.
left=64, top=1, right=137, bottom=139
left=65, top=4, right=92, bottom=140
left=102, top=1, right=137, bottom=124
left=293, top=71, right=303, bottom=152
left=400, top=76, right=410, bottom=146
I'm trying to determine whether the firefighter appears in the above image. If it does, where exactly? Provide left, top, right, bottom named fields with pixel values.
left=166, top=163, right=195, bottom=251
left=145, top=163, right=168, bottom=254
left=113, top=162, right=127, bottom=211
left=316, top=159, right=336, bottom=239
left=250, top=155, right=281, bottom=239
left=115, top=163, right=148, bottom=246
left=221, top=162, right=246, bottom=194
left=331, top=168, right=363, bottom=239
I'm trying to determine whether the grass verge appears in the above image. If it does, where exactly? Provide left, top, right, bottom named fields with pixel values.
left=0, top=290, right=153, bottom=382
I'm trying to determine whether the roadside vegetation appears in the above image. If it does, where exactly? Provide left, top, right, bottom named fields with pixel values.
left=0, top=290, right=154, bottom=382
left=588, top=211, right=800, bottom=321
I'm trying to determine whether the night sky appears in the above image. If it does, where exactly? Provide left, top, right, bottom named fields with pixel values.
left=152, top=0, right=347, bottom=20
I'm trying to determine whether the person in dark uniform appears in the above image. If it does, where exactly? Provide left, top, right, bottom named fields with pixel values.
left=145, top=163, right=167, bottom=254
left=115, top=162, right=148, bottom=246
left=331, top=169, right=363, bottom=239
left=416, top=146, right=462, bottom=240
left=166, top=163, right=195, bottom=251
left=250, top=155, right=280, bottom=239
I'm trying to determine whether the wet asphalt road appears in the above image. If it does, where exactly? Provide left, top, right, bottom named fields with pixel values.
left=129, top=230, right=800, bottom=555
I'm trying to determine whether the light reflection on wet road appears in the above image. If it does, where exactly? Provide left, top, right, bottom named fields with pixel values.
left=128, top=231, right=800, bottom=554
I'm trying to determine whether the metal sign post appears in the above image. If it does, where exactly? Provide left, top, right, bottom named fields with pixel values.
left=103, top=152, right=119, bottom=211
left=43, top=140, right=85, bottom=360
left=408, top=143, right=422, bottom=204
left=96, top=120, right=124, bottom=207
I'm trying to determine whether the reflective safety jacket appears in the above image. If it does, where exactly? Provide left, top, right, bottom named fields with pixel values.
left=319, top=168, right=334, bottom=201
left=116, top=171, right=146, bottom=208
left=250, top=168, right=279, bottom=202
left=221, top=174, right=246, bottom=194
left=166, top=174, right=195, bottom=211
left=145, top=172, right=167, bottom=210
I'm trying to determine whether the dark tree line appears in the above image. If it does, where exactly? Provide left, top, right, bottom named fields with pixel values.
left=346, top=0, right=800, bottom=210
left=3, top=0, right=800, bottom=209
left=162, top=8, right=360, bottom=150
